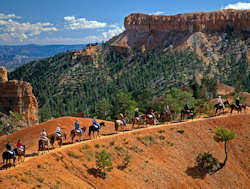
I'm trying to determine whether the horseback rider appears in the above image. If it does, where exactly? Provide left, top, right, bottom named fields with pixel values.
left=218, top=96, right=225, bottom=109
left=146, top=107, right=154, bottom=119
left=40, top=128, right=50, bottom=145
left=118, top=113, right=127, bottom=126
left=235, top=97, right=240, bottom=108
left=184, top=103, right=191, bottom=113
left=56, top=124, right=63, bottom=139
left=164, top=104, right=170, bottom=115
left=93, top=117, right=100, bottom=129
left=74, top=120, right=83, bottom=136
left=134, top=108, right=141, bottom=121
left=6, top=141, right=16, bottom=157
left=16, top=139, right=25, bottom=152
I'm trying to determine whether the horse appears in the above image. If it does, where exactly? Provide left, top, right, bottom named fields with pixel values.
left=230, top=104, right=243, bottom=114
left=70, top=127, right=86, bottom=143
left=214, top=100, right=230, bottom=114
left=114, top=117, right=129, bottom=132
left=2, top=151, right=16, bottom=168
left=38, top=138, right=50, bottom=152
left=14, top=146, right=26, bottom=162
left=132, top=116, right=146, bottom=129
left=48, top=133, right=67, bottom=148
left=160, top=110, right=176, bottom=122
left=89, top=122, right=105, bottom=138
left=180, top=107, right=195, bottom=120
left=140, top=112, right=159, bottom=125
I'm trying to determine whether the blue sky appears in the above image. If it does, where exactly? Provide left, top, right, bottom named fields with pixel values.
left=0, top=0, right=249, bottom=45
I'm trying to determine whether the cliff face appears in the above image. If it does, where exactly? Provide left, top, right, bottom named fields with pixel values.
left=124, top=10, right=250, bottom=33
left=0, top=67, right=39, bottom=126
left=109, top=9, right=250, bottom=53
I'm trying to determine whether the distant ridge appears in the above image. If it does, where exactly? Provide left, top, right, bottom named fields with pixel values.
left=0, top=44, right=86, bottom=71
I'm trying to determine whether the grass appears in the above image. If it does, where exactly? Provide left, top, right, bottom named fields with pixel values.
left=129, top=145, right=143, bottom=153
left=20, top=178, right=29, bottom=183
left=67, top=151, right=82, bottom=159
left=158, top=135, right=165, bottom=140
left=36, top=177, right=44, bottom=183
left=80, top=144, right=91, bottom=151
left=109, top=141, right=115, bottom=146
left=115, top=146, right=126, bottom=155
left=84, top=150, right=95, bottom=161
left=137, top=135, right=157, bottom=146
left=95, top=144, right=100, bottom=148
left=158, top=129, right=165, bottom=134
left=167, top=141, right=175, bottom=146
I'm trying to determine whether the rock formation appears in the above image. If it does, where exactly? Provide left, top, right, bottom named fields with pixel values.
left=109, top=9, right=250, bottom=53
left=0, top=67, right=39, bottom=126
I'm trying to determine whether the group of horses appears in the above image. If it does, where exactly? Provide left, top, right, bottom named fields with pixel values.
left=214, top=100, right=247, bottom=114
left=2, top=100, right=247, bottom=169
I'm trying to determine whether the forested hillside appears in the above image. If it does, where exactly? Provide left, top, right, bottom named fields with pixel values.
left=9, top=29, right=249, bottom=122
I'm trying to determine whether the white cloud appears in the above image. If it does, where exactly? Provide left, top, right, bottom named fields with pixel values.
left=223, top=2, right=250, bottom=10
left=0, top=13, right=21, bottom=19
left=150, top=11, right=165, bottom=15
left=64, top=16, right=107, bottom=30
left=102, top=25, right=124, bottom=40
left=0, top=13, right=57, bottom=42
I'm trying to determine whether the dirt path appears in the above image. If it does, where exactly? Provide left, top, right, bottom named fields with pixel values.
left=2, top=111, right=248, bottom=172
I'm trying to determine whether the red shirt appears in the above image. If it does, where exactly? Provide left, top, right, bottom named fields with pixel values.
left=17, top=141, right=23, bottom=147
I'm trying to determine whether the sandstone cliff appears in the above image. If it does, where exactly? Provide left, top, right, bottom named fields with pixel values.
left=0, top=67, right=39, bottom=126
left=109, top=9, right=250, bottom=54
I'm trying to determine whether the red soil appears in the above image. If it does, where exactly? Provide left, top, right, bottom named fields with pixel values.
left=0, top=114, right=249, bottom=189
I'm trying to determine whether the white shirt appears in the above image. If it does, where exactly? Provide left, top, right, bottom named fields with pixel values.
left=218, top=97, right=223, bottom=103
left=56, top=126, right=61, bottom=133
left=41, top=130, right=47, bottom=137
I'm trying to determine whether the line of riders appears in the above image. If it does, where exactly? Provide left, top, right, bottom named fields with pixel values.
left=2, top=96, right=246, bottom=168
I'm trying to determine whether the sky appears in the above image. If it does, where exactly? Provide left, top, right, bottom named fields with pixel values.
left=0, top=0, right=249, bottom=45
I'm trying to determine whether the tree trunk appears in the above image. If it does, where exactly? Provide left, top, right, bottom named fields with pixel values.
left=213, top=140, right=228, bottom=173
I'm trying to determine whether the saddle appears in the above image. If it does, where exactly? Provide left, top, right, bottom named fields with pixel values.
left=6, top=150, right=13, bottom=155
left=17, top=146, right=24, bottom=151
left=75, top=129, right=81, bottom=133
left=56, top=132, right=62, bottom=137
left=93, top=124, right=99, bottom=129
left=147, top=114, right=153, bottom=119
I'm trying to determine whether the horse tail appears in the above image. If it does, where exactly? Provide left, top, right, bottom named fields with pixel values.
left=82, top=127, right=86, bottom=133
left=38, top=140, right=41, bottom=151
left=180, top=111, right=183, bottom=120
left=63, top=133, right=67, bottom=140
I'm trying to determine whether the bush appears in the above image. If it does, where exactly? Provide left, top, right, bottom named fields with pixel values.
left=96, top=150, right=113, bottom=179
left=196, top=152, right=218, bottom=173
left=137, top=135, right=157, bottom=146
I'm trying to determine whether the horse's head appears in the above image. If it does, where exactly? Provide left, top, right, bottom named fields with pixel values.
left=100, top=121, right=105, bottom=127
left=224, top=100, right=230, bottom=106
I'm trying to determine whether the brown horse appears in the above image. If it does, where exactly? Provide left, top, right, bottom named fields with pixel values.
left=132, top=116, right=146, bottom=129
left=160, top=110, right=176, bottom=122
left=14, top=146, right=25, bottom=162
left=48, top=133, right=67, bottom=148
left=70, top=127, right=86, bottom=143
left=38, top=139, right=50, bottom=152
left=141, top=112, right=159, bottom=125
left=180, top=108, right=195, bottom=120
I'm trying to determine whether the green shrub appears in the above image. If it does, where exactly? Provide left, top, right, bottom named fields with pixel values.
left=196, top=152, right=218, bottom=173
left=96, top=150, right=113, bottom=179
left=137, top=135, right=157, bottom=146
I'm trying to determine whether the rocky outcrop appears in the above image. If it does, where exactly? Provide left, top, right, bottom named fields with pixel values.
left=0, top=67, right=39, bottom=126
left=109, top=9, right=250, bottom=53
left=0, top=67, right=8, bottom=82
left=124, top=10, right=250, bottom=33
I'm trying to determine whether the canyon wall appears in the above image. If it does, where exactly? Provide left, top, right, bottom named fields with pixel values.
left=0, top=67, right=39, bottom=126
